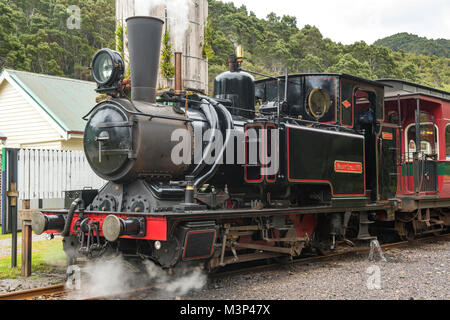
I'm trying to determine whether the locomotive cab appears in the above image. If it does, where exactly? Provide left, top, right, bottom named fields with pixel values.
left=254, top=74, right=387, bottom=202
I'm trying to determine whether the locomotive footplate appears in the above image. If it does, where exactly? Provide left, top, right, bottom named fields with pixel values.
left=34, top=201, right=397, bottom=266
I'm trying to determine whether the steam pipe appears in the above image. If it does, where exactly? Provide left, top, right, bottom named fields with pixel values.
left=191, top=102, right=219, bottom=177
left=194, top=98, right=234, bottom=188
left=175, top=52, right=183, bottom=94
left=61, top=198, right=84, bottom=237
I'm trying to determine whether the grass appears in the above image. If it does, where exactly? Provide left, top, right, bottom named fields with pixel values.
left=0, top=232, right=22, bottom=241
left=0, top=237, right=67, bottom=279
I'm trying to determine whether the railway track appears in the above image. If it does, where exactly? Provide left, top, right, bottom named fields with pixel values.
left=0, top=284, right=67, bottom=300
left=214, top=233, right=450, bottom=278
left=1, top=233, right=448, bottom=300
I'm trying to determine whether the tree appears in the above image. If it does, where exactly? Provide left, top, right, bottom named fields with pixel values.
left=0, top=0, right=116, bottom=80
left=327, top=54, right=372, bottom=79
left=160, top=31, right=175, bottom=80
left=298, top=54, right=324, bottom=73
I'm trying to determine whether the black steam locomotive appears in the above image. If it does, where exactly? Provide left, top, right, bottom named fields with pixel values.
left=32, top=16, right=450, bottom=270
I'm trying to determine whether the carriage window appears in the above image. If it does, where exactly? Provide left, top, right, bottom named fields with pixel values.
left=406, top=123, right=438, bottom=159
left=446, top=125, right=450, bottom=160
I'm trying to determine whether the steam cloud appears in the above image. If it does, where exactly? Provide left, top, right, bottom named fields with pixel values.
left=68, top=255, right=207, bottom=299
left=144, top=260, right=207, bottom=297
left=134, top=0, right=191, bottom=52
left=166, top=0, right=190, bottom=52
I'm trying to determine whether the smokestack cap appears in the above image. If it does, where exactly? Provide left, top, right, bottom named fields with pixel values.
left=125, top=16, right=164, bottom=23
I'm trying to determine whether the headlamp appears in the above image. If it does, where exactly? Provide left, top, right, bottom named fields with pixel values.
left=91, top=48, right=124, bottom=92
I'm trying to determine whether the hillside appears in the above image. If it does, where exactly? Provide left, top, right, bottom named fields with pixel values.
left=0, top=0, right=448, bottom=93
left=206, top=0, right=449, bottom=92
left=374, top=33, right=450, bottom=59
left=0, top=0, right=115, bottom=80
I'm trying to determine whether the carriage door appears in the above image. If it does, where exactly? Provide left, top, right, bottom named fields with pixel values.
left=406, top=111, right=438, bottom=194
left=378, top=125, right=399, bottom=200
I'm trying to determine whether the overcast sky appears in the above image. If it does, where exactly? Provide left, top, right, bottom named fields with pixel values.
left=227, top=0, right=450, bottom=44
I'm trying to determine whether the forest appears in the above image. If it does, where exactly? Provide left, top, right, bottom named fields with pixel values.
left=374, top=33, right=450, bottom=59
left=206, top=0, right=449, bottom=92
left=0, top=0, right=448, bottom=93
left=0, top=0, right=115, bottom=80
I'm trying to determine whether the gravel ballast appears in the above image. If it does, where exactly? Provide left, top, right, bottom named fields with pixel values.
left=0, top=238, right=448, bottom=300
left=188, top=238, right=449, bottom=300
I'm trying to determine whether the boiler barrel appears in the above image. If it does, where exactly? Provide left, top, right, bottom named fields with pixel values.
left=83, top=99, right=198, bottom=182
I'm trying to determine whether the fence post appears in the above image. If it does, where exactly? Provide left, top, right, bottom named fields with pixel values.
left=1, top=147, right=5, bottom=234
left=6, top=149, right=19, bottom=267
left=20, top=199, right=32, bottom=277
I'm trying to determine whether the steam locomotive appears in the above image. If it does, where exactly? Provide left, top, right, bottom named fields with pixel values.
left=32, top=16, right=450, bottom=270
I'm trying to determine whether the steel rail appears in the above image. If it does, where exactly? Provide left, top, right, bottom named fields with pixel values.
left=0, top=284, right=66, bottom=300
left=83, top=285, right=158, bottom=300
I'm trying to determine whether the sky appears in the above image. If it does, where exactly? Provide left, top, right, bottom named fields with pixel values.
left=227, top=0, right=450, bottom=45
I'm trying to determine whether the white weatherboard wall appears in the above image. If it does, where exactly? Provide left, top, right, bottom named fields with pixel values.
left=18, top=149, right=105, bottom=200
left=0, top=80, right=62, bottom=148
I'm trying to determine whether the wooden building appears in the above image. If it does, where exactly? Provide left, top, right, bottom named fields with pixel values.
left=0, top=70, right=103, bottom=230
left=0, top=69, right=98, bottom=150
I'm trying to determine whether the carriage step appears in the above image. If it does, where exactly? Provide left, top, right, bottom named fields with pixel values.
left=357, top=212, right=376, bottom=240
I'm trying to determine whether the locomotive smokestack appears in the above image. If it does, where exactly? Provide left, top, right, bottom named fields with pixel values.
left=126, top=16, right=164, bottom=103
left=175, top=52, right=183, bottom=94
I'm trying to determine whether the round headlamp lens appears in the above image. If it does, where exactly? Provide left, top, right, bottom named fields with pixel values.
left=93, top=52, right=114, bottom=84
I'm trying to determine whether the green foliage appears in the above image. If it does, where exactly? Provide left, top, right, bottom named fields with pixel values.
left=160, top=31, right=175, bottom=80
left=1, top=0, right=448, bottom=94
left=374, top=33, right=450, bottom=58
left=207, top=0, right=449, bottom=92
left=327, top=53, right=371, bottom=79
left=0, top=0, right=116, bottom=80
left=202, top=21, right=215, bottom=60
left=115, top=22, right=124, bottom=55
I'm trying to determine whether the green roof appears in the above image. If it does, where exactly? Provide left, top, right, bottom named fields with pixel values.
left=3, top=69, right=98, bottom=133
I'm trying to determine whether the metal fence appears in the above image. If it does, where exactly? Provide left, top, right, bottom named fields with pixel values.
left=1, top=148, right=106, bottom=233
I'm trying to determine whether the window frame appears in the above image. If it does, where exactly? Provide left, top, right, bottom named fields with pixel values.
left=404, top=122, right=439, bottom=161
left=445, top=123, right=450, bottom=161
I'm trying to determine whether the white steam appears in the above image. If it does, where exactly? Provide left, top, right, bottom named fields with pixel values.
left=166, top=0, right=191, bottom=52
left=66, top=256, right=134, bottom=299
left=68, top=256, right=207, bottom=299
left=143, top=260, right=207, bottom=297
left=134, top=0, right=191, bottom=52
left=135, top=0, right=165, bottom=16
